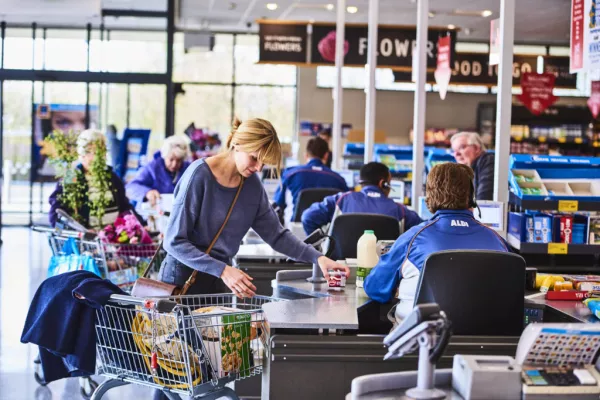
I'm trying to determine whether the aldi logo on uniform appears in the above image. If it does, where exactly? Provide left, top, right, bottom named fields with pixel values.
left=451, top=220, right=469, bottom=227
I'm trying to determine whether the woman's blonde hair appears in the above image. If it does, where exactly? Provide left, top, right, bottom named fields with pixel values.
left=425, top=163, right=474, bottom=213
left=227, top=117, right=283, bottom=178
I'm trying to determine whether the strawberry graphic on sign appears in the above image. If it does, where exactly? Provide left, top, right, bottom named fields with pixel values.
left=588, top=81, right=600, bottom=119
left=517, top=72, right=559, bottom=116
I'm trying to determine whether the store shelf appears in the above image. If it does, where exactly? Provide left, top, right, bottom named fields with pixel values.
left=509, top=192, right=600, bottom=212
left=508, top=235, right=600, bottom=255
left=511, top=136, right=588, bottom=145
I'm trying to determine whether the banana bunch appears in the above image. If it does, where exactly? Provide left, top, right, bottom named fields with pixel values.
left=536, top=274, right=565, bottom=293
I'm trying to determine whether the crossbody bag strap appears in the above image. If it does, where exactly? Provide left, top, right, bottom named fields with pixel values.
left=180, top=177, right=245, bottom=295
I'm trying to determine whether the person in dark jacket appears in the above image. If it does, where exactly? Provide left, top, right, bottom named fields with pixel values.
left=364, top=163, right=509, bottom=321
left=21, top=271, right=126, bottom=383
left=450, top=131, right=495, bottom=201
left=48, top=129, right=138, bottom=229
left=273, top=136, right=348, bottom=221
left=126, top=135, right=191, bottom=206
left=301, top=162, right=422, bottom=235
left=318, top=128, right=333, bottom=168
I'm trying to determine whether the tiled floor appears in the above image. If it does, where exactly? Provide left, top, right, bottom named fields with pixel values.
left=0, top=227, right=159, bottom=400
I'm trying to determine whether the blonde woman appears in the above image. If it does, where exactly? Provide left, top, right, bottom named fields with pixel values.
left=159, top=118, right=349, bottom=297
left=126, top=135, right=191, bottom=206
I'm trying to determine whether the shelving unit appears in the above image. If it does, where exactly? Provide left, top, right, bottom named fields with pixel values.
left=507, top=236, right=600, bottom=255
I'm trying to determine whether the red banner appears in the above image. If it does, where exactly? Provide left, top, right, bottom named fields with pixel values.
left=570, top=0, right=585, bottom=72
left=588, top=81, right=600, bottom=119
left=517, top=72, right=558, bottom=116
left=434, top=35, right=451, bottom=100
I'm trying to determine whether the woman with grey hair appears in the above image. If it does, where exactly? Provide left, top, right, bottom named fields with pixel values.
left=48, top=129, right=137, bottom=228
left=126, top=135, right=191, bottom=206
left=450, top=131, right=495, bottom=200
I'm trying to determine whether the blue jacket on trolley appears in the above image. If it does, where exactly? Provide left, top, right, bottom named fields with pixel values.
left=126, top=151, right=191, bottom=205
left=273, top=158, right=348, bottom=220
left=364, top=209, right=509, bottom=319
left=301, top=185, right=422, bottom=235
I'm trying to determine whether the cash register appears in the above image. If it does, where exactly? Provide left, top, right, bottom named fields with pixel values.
left=349, top=305, right=600, bottom=400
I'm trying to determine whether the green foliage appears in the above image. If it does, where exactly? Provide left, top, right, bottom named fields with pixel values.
left=44, top=130, right=86, bottom=222
left=44, top=130, right=113, bottom=226
left=87, top=138, right=112, bottom=227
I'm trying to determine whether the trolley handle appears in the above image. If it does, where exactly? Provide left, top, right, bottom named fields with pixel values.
left=108, top=294, right=178, bottom=313
left=31, top=225, right=98, bottom=240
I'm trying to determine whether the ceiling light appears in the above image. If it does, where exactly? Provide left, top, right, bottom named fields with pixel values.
left=481, top=10, right=493, bottom=17
left=428, top=11, right=435, bottom=18
left=325, top=3, right=334, bottom=11
left=447, top=24, right=456, bottom=29
left=266, top=3, right=278, bottom=11
left=309, top=19, right=315, bottom=23
left=347, top=6, right=358, bottom=14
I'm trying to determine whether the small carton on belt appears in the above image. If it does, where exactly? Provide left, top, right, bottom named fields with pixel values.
left=328, top=270, right=346, bottom=291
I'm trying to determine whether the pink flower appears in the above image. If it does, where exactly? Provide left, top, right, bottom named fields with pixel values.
left=130, top=236, right=139, bottom=244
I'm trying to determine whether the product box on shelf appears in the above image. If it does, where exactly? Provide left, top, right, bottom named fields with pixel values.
left=551, top=214, right=573, bottom=244
left=510, top=169, right=547, bottom=198
left=588, top=217, right=600, bottom=245
left=508, top=212, right=535, bottom=243
left=533, top=214, right=552, bottom=243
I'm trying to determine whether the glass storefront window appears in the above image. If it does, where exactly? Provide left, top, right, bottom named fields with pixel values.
left=130, top=84, right=166, bottom=154
left=235, top=34, right=297, bottom=85
left=234, top=86, right=296, bottom=143
left=175, top=84, right=233, bottom=142
left=173, top=33, right=233, bottom=83
left=4, top=28, right=33, bottom=69
left=44, top=29, right=88, bottom=71
left=90, top=30, right=167, bottom=73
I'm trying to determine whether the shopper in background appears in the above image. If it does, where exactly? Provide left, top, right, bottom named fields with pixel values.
left=273, top=136, right=348, bottom=221
left=451, top=131, right=495, bottom=201
left=48, top=129, right=137, bottom=229
left=301, top=162, right=422, bottom=235
left=364, top=163, right=509, bottom=322
left=159, top=117, right=349, bottom=298
left=126, top=135, right=191, bottom=206
left=318, top=128, right=333, bottom=168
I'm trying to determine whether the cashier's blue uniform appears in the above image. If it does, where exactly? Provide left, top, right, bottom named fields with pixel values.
left=301, top=185, right=423, bottom=235
left=273, top=158, right=348, bottom=219
left=364, top=209, right=509, bottom=319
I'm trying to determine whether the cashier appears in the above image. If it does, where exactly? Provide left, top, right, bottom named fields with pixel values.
left=301, top=162, right=422, bottom=235
left=364, top=163, right=509, bottom=321
left=450, top=132, right=495, bottom=201
left=273, top=137, right=348, bottom=221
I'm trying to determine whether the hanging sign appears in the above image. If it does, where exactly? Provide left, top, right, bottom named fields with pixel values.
left=544, top=56, right=578, bottom=88
left=517, top=72, right=559, bottom=116
left=258, top=21, right=309, bottom=64
left=588, top=81, right=600, bottom=118
left=489, top=18, right=501, bottom=66
left=434, top=35, right=452, bottom=99
left=310, top=23, right=457, bottom=70
left=393, top=53, right=538, bottom=86
left=570, top=0, right=600, bottom=72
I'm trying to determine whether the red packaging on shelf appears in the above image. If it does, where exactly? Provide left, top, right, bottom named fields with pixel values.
left=560, top=215, right=573, bottom=244
left=545, top=290, right=593, bottom=301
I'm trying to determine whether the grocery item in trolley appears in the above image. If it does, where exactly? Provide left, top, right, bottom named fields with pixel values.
left=191, top=306, right=257, bottom=379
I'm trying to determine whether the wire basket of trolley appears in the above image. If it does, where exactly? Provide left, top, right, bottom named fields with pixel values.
left=32, top=210, right=162, bottom=291
left=93, top=293, right=280, bottom=400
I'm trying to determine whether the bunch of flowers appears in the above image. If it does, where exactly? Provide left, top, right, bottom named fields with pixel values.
left=99, top=213, right=153, bottom=245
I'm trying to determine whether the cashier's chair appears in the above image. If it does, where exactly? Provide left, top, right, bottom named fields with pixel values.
left=292, top=188, right=342, bottom=222
left=415, top=250, right=526, bottom=336
left=327, top=213, right=401, bottom=260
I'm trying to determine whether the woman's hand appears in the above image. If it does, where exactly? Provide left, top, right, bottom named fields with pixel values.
left=221, top=266, right=256, bottom=298
left=146, top=190, right=161, bottom=206
left=317, top=256, right=350, bottom=281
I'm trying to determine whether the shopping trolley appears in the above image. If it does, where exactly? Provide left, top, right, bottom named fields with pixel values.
left=31, top=226, right=164, bottom=398
left=91, top=293, right=282, bottom=400
left=32, top=226, right=163, bottom=289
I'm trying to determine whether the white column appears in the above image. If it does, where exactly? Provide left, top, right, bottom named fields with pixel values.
left=411, top=0, right=428, bottom=206
left=331, top=0, right=346, bottom=170
left=364, top=0, right=379, bottom=164
left=494, top=0, right=515, bottom=204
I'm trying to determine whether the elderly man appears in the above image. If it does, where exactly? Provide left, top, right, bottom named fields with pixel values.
left=450, top=132, right=495, bottom=201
